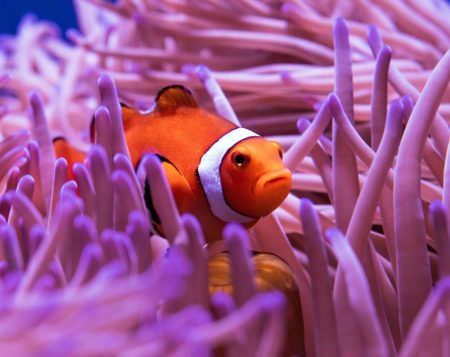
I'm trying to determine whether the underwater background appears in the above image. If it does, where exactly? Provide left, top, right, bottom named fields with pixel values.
left=0, top=1, right=77, bottom=35
left=0, top=0, right=449, bottom=356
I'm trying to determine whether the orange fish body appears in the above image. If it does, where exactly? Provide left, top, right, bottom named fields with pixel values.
left=55, top=86, right=292, bottom=243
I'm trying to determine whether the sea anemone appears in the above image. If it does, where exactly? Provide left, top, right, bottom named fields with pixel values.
left=0, top=0, right=449, bottom=356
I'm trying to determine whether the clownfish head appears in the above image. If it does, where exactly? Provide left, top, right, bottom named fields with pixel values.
left=221, top=136, right=291, bottom=218
left=198, top=128, right=291, bottom=224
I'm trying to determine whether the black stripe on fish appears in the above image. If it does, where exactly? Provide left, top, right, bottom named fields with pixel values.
left=144, top=178, right=161, bottom=226
left=137, top=154, right=177, bottom=233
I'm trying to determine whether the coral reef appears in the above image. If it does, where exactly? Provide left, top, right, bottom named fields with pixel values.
left=0, top=0, right=449, bottom=356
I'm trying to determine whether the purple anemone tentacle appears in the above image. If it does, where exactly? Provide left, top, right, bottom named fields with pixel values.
left=394, top=49, right=450, bottom=337
left=223, top=223, right=255, bottom=307
left=9, top=190, right=44, bottom=232
left=253, top=213, right=315, bottom=357
left=187, top=64, right=241, bottom=126
left=8, top=175, right=35, bottom=256
left=60, top=180, right=79, bottom=201
left=112, top=169, right=144, bottom=232
left=401, top=96, right=445, bottom=186
left=29, top=92, right=55, bottom=213
left=113, top=153, right=146, bottom=214
left=100, top=229, right=121, bottom=264
left=72, top=162, right=95, bottom=218
left=370, top=45, right=391, bottom=150
left=180, top=214, right=209, bottom=310
left=254, top=293, right=287, bottom=357
left=189, top=292, right=285, bottom=351
left=98, top=73, right=130, bottom=159
left=328, top=94, right=377, bottom=171
left=346, top=99, right=404, bottom=259
left=26, top=141, right=46, bottom=214
left=332, top=17, right=360, bottom=232
left=429, top=201, right=450, bottom=278
left=125, top=210, right=152, bottom=273
left=15, top=174, right=35, bottom=201
left=0, top=224, right=24, bottom=272
left=142, top=154, right=181, bottom=244
left=399, top=277, right=450, bottom=356
left=0, top=130, right=29, bottom=158
left=58, top=212, right=94, bottom=281
left=444, top=143, right=450, bottom=225
left=69, top=243, right=103, bottom=287
left=368, top=26, right=450, bottom=160
left=223, top=223, right=260, bottom=356
left=5, top=167, right=21, bottom=194
left=326, top=227, right=388, bottom=356
left=0, top=146, right=29, bottom=184
left=283, top=101, right=332, bottom=172
left=295, top=118, right=334, bottom=202
left=111, top=231, right=139, bottom=275
left=48, top=158, right=68, bottom=227
left=28, top=223, right=45, bottom=261
left=16, top=197, right=80, bottom=298
left=87, top=145, right=113, bottom=233
left=94, top=106, right=113, bottom=165
left=300, top=199, right=340, bottom=357
left=33, top=274, right=56, bottom=293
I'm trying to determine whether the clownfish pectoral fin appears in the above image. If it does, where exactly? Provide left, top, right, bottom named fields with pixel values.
left=53, top=137, right=86, bottom=179
left=160, top=160, right=194, bottom=214
left=143, top=156, right=193, bottom=235
left=155, top=85, right=198, bottom=114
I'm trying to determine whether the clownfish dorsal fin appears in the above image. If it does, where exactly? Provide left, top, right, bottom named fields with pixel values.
left=155, top=85, right=198, bottom=114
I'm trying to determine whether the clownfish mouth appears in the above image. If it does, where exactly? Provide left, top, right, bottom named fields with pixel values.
left=251, top=168, right=292, bottom=216
left=255, top=168, right=292, bottom=193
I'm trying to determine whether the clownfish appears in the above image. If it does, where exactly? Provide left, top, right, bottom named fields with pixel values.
left=54, top=85, right=292, bottom=242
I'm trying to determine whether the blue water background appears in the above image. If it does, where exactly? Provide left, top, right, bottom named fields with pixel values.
left=1, top=1, right=450, bottom=37
left=0, top=1, right=78, bottom=36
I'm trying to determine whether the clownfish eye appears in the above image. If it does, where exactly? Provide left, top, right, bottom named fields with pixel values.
left=231, top=152, right=250, bottom=168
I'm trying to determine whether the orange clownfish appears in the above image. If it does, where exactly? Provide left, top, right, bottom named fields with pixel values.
left=54, top=85, right=292, bottom=242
